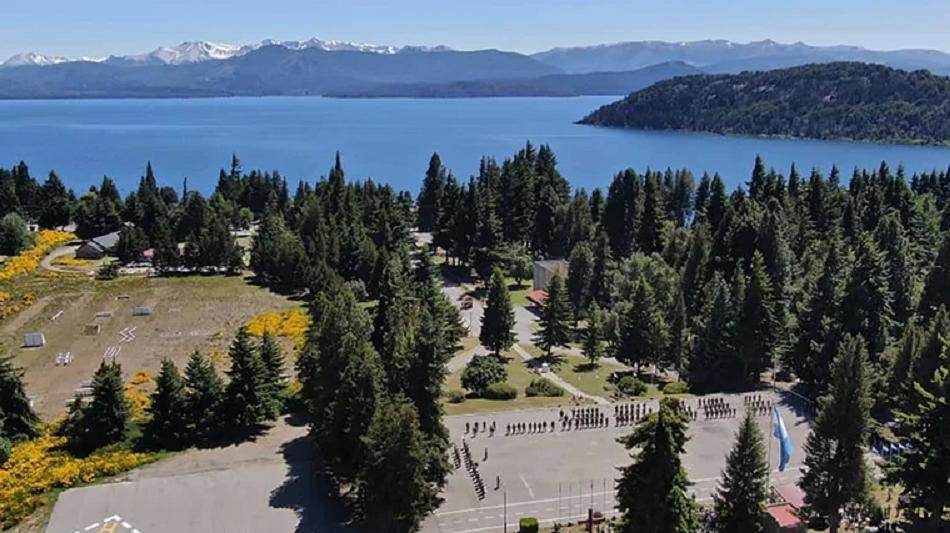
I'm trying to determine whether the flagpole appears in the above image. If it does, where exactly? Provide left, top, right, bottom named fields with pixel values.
left=767, top=406, right=774, bottom=490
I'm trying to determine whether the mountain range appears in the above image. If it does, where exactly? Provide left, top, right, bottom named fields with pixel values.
left=1, top=37, right=948, bottom=99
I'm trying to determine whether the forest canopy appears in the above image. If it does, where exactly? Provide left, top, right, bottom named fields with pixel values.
left=580, top=62, right=950, bottom=146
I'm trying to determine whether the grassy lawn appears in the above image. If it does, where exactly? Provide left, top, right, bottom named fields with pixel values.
left=551, top=352, right=627, bottom=399
left=443, top=351, right=576, bottom=415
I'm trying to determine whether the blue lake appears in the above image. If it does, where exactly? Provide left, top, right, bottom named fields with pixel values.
left=0, top=96, right=948, bottom=195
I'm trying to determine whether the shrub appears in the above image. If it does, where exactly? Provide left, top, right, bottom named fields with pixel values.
left=278, top=381, right=304, bottom=413
left=525, top=378, right=564, bottom=397
left=96, top=262, right=119, bottom=280
left=246, top=308, right=310, bottom=351
left=0, top=213, right=32, bottom=256
left=446, top=389, right=467, bottom=403
left=461, top=355, right=507, bottom=395
left=617, top=376, right=648, bottom=396
left=0, top=437, right=10, bottom=465
left=663, top=381, right=690, bottom=395
left=519, top=517, right=539, bottom=533
left=483, top=382, right=517, bottom=400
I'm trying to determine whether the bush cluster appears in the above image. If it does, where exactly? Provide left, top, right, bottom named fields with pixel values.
left=525, top=378, right=565, bottom=397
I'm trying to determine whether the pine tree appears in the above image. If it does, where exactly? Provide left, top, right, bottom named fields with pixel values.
left=0, top=354, right=39, bottom=441
left=792, top=242, right=844, bottom=392
left=566, top=241, right=594, bottom=320
left=638, top=173, right=666, bottom=254
left=357, top=395, right=438, bottom=532
left=736, top=252, right=776, bottom=386
left=480, top=267, right=515, bottom=356
left=887, top=365, right=950, bottom=528
left=225, top=326, right=270, bottom=433
left=799, top=334, right=872, bottom=533
left=582, top=304, right=607, bottom=367
left=534, top=272, right=573, bottom=359
left=919, top=232, right=950, bottom=319
left=373, top=255, right=416, bottom=394
left=616, top=398, right=698, bottom=533
left=143, top=359, right=187, bottom=450
left=691, top=273, right=736, bottom=392
left=618, top=279, right=668, bottom=372
left=183, top=351, right=224, bottom=444
left=713, top=412, right=769, bottom=533
left=668, top=289, right=689, bottom=372
left=591, top=227, right=613, bottom=307
left=63, top=362, right=129, bottom=454
left=326, top=342, right=385, bottom=480
left=840, top=235, right=894, bottom=359
left=417, top=153, right=447, bottom=232
left=259, top=332, right=285, bottom=417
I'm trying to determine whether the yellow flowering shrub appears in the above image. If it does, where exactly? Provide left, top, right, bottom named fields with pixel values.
left=52, top=257, right=92, bottom=267
left=209, top=350, right=229, bottom=367
left=0, top=230, right=75, bottom=281
left=0, top=430, right=154, bottom=528
left=124, top=370, right=152, bottom=422
left=0, top=292, right=35, bottom=321
left=128, top=369, right=151, bottom=386
left=246, top=308, right=310, bottom=350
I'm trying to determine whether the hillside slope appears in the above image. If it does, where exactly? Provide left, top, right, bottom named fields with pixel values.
left=579, top=62, right=950, bottom=145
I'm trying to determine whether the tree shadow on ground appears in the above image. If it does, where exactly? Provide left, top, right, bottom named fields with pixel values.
left=776, top=389, right=816, bottom=427
left=269, top=434, right=358, bottom=533
left=573, top=362, right=600, bottom=373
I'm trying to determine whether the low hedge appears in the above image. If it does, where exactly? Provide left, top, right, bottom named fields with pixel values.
left=483, top=382, right=517, bottom=400
left=525, top=378, right=565, bottom=397
left=519, top=517, right=539, bottom=533
left=617, top=376, right=648, bottom=396
left=446, top=389, right=467, bottom=403
left=662, top=381, right=690, bottom=395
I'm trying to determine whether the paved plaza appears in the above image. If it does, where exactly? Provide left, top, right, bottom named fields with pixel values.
left=43, top=392, right=811, bottom=533
left=423, top=390, right=811, bottom=533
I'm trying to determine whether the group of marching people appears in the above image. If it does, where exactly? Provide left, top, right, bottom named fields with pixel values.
left=744, top=394, right=773, bottom=416
left=507, top=420, right=556, bottom=435
left=613, top=402, right=655, bottom=426
left=465, top=420, right=496, bottom=437
left=561, top=406, right=608, bottom=430
left=699, top=397, right=737, bottom=419
left=459, top=439, right=486, bottom=500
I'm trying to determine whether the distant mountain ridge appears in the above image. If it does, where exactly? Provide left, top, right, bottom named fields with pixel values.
left=0, top=37, right=440, bottom=68
left=579, top=62, right=950, bottom=145
left=3, top=37, right=950, bottom=99
left=325, top=61, right=703, bottom=97
left=532, top=39, right=950, bottom=75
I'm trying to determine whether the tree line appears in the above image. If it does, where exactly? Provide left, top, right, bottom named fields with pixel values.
left=4, top=143, right=950, bottom=529
left=580, top=62, right=950, bottom=145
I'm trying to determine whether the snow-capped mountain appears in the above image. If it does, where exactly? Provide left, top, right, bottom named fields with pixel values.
left=1, top=52, right=104, bottom=67
left=1, top=37, right=426, bottom=68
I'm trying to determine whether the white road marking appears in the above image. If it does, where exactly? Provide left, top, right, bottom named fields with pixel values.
left=83, top=524, right=99, bottom=531
left=436, top=490, right=617, bottom=516
left=519, top=473, right=534, bottom=497
left=122, top=522, right=131, bottom=528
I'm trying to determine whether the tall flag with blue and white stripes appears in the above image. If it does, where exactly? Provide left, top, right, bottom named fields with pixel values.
left=773, top=406, right=793, bottom=472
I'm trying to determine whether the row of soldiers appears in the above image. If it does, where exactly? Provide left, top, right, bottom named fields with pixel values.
left=507, top=421, right=556, bottom=435
left=744, top=394, right=774, bottom=416
left=613, top=402, right=654, bottom=426
left=465, top=420, right=495, bottom=437
left=560, top=406, right=609, bottom=430
left=459, top=439, right=486, bottom=500
left=701, top=398, right=737, bottom=419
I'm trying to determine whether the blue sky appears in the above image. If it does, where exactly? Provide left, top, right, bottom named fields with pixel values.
left=4, top=0, right=948, bottom=59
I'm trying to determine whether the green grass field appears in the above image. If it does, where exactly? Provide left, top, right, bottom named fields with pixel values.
left=443, top=352, right=579, bottom=415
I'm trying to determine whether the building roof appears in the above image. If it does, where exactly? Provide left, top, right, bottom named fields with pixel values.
left=535, top=259, right=568, bottom=271
left=527, top=290, right=548, bottom=306
left=90, top=231, right=121, bottom=250
left=773, top=483, right=806, bottom=509
left=767, top=504, right=801, bottom=528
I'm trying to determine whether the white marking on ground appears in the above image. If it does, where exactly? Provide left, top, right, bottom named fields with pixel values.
left=519, top=473, right=534, bottom=497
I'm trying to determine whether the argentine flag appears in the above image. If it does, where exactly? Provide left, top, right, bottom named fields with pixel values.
left=773, top=407, right=793, bottom=472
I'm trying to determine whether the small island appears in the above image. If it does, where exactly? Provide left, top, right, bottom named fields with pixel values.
left=579, top=61, right=950, bottom=146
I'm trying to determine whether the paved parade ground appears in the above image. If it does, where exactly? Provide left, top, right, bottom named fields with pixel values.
left=424, top=390, right=811, bottom=533
left=43, top=389, right=812, bottom=533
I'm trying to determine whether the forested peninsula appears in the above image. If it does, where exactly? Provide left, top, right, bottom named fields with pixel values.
left=580, top=62, right=950, bottom=145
